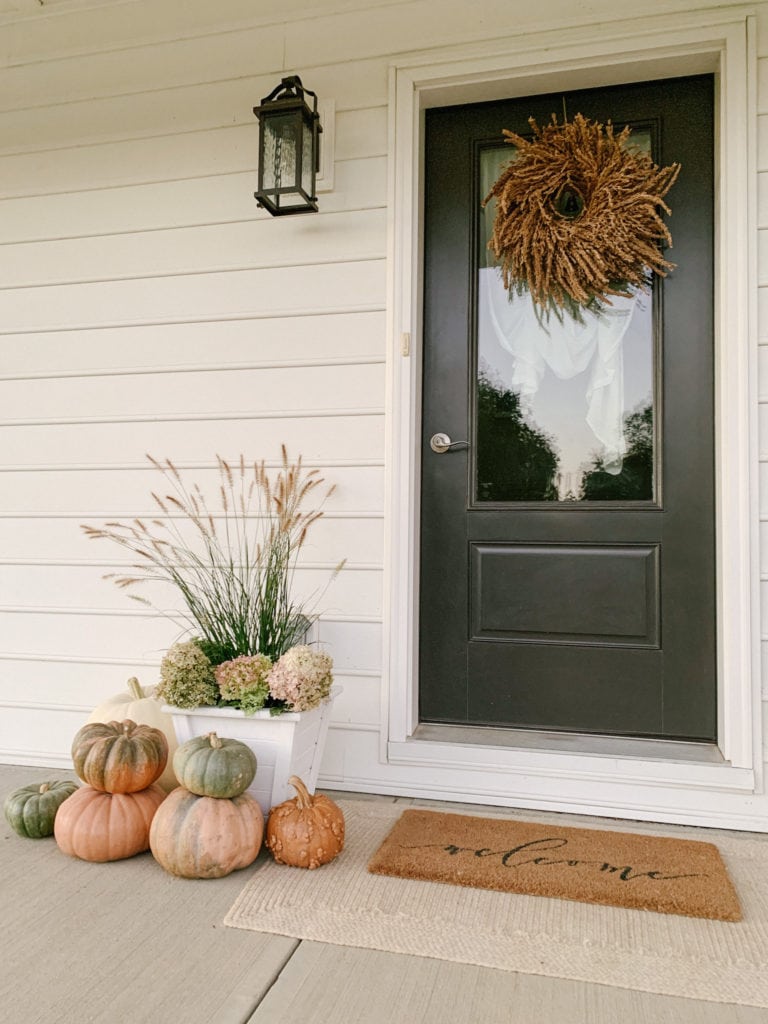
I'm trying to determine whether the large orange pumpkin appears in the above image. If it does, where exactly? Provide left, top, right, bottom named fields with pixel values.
left=265, top=775, right=344, bottom=869
left=149, top=787, right=264, bottom=879
left=54, top=784, right=166, bottom=862
left=71, top=719, right=168, bottom=793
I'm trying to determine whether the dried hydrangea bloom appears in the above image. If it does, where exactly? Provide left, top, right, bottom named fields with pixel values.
left=215, top=653, right=272, bottom=713
left=267, top=645, right=333, bottom=712
left=157, top=640, right=217, bottom=709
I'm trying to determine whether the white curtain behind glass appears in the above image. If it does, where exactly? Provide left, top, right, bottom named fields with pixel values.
left=479, top=268, right=637, bottom=475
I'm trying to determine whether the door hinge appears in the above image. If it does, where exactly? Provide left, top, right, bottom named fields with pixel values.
left=400, top=332, right=411, bottom=357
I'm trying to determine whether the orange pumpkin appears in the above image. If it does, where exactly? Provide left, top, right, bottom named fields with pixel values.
left=54, top=784, right=166, bottom=862
left=265, top=775, right=344, bottom=869
left=87, top=677, right=178, bottom=792
left=149, top=787, right=264, bottom=879
left=71, top=719, right=168, bottom=793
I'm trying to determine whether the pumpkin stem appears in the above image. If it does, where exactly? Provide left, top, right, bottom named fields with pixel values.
left=289, top=775, right=313, bottom=809
left=206, top=732, right=223, bottom=749
left=127, top=676, right=144, bottom=701
left=39, top=783, right=50, bottom=794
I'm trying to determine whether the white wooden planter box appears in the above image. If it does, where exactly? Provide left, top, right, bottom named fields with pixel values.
left=162, top=686, right=339, bottom=815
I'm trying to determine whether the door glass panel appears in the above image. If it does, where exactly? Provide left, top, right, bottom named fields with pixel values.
left=476, top=131, right=655, bottom=503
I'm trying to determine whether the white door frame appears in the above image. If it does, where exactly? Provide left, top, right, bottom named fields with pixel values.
left=382, top=9, right=763, bottom=827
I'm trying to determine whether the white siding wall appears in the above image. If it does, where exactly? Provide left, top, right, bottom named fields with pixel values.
left=0, top=0, right=766, bottom=808
left=0, top=0, right=392, bottom=763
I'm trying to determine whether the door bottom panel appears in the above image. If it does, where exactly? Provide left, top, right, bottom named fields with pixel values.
left=465, top=642, right=665, bottom=736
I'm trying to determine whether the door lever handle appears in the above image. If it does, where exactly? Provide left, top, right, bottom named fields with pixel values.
left=430, top=432, right=469, bottom=454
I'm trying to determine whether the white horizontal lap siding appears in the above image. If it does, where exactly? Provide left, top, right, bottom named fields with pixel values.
left=0, top=616, right=382, bottom=682
left=0, top=563, right=382, bottom=617
left=0, top=310, right=385, bottom=377
left=0, top=0, right=399, bottom=85
left=0, top=158, right=387, bottom=245
left=0, top=363, right=384, bottom=420
left=0, top=58, right=389, bottom=153
left=0, top=210, right=386, bottom=287
left=0, top=261, right=385, bottom=334
left=0, top=9, right=390, bottom=766
left=0, top=414, right=385, bottom=466
left=0, top=107, right=387, bottom=197
left=0, top=510, right=383, bottom=563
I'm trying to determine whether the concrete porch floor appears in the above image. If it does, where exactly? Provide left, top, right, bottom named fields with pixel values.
left=2, top=763, right=768, bottom=1024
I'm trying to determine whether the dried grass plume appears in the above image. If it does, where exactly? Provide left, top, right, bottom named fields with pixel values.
left=82, top=450, right=342, bottom=663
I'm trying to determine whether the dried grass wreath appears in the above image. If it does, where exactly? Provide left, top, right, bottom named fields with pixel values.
left=483, top=113, right=680, bottom=320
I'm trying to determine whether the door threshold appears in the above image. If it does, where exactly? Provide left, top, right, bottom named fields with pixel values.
left=412, top=722, right=726, bottom=764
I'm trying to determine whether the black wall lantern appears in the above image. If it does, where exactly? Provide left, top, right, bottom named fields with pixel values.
left=253, top=75, right=322, bottom=216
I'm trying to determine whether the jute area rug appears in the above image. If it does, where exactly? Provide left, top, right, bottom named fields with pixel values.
left=224, top=800, right=768, bottom=1007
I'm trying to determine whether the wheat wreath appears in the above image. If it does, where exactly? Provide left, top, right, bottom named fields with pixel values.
left=483, top=113, right=680, bottom=319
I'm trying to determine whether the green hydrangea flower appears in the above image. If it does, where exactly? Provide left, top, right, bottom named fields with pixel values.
left=157, top=640, right=218, bottom=709
left=215, top=654, right=272, bottom=715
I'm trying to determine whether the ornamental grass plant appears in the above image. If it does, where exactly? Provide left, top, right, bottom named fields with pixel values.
left=83, top=450, right=343, bottom=713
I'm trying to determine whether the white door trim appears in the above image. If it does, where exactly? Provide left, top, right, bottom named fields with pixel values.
left=382, top=9, right=763, bottom=826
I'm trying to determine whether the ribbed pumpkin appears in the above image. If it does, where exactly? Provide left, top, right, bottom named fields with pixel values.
left=87, top=677, right=178, bottom=791
left=265, top=775, right=345, bottom=869
left=149, top=787, right=264, bottom=879
left=54, top=783, right=166, bottom=862
left=72, top=719, right=169, bottom=793
left=172, top=732, right=257, bottom=799
left=4, top=780, right=79, bottom=838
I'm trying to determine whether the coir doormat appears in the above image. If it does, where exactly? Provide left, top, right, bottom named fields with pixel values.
left=367, top=808, right=741, bottom=921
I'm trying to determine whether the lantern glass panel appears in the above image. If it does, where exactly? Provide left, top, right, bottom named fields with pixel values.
left=301, top=121, right=314, bottom=196
left=262, top=114, right=300, bottom=193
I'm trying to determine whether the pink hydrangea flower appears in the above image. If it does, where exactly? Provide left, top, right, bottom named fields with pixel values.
left=267, top=645, right=333, bottom=712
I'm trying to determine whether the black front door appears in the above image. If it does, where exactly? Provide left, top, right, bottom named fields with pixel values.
left=419, top=75, right=716, bottom=740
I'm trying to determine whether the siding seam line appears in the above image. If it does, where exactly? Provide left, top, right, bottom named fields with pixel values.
left=0, top=303, right=386, bottom=334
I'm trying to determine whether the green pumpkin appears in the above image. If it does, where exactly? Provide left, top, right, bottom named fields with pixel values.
left=172, top=733, right=257, bottom=799
left=4, top=780, right=79, bottom=838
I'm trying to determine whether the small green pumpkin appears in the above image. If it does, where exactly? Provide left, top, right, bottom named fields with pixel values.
left=172, top=733, right=256, bottom=799
left=4, top=780, right=79, bottom=838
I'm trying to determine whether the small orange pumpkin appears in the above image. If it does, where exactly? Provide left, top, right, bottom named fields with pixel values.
left=265, top=775, right=344, bottom=869
left=54, top=784, right=166, bottom=862
left=149, top=787, right=264, bottom=879
left=71, top=719, right=169, bottom=793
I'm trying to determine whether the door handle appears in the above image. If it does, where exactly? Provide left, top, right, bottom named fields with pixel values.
left=430, top=432, right=469, bottom=454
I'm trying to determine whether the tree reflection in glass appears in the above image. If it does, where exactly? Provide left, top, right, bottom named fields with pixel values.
left=580, top=403, right=653, bottom=501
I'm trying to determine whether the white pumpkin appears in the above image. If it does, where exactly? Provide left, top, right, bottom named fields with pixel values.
left=87, top=676, right=178, bottom=791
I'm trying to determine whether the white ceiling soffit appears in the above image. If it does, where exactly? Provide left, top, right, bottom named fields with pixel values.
left=0, top=0, right=124, bottom=13
left=0, top=0, right=410, bottom=24
left=0, top=0, right=137, bottom=21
